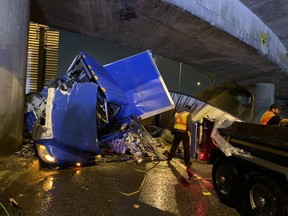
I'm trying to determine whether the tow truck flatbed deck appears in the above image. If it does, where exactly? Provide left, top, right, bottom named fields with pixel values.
left=219, top=122, right=288, bottom=166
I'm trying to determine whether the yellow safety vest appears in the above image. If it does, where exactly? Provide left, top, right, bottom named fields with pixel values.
left=259, top=111, right=275, bottom=125
left=174, top=111, right=190, bottom=131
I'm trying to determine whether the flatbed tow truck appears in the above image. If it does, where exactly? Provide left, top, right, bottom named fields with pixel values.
left=199, top=118, right=288, bottom=216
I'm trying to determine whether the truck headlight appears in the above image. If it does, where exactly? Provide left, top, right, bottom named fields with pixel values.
left=36, top=144, right=56, bottom=163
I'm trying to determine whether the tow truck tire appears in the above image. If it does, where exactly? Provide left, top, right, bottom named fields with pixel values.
left=245, top=173, right=287, bottom=216
left=212, top=157, right=240, bottom=207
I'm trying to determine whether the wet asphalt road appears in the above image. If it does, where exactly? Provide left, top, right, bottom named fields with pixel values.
left=5, top=160, right=241, bottom=216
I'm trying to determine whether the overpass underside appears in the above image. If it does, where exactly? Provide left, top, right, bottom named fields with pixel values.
left=30, top=0, right=288, bottom=99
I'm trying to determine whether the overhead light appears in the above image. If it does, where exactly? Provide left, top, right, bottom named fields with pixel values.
left=197, top=82, right=201, bottom=86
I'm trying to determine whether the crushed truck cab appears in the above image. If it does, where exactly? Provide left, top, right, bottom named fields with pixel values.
left=25, top=51, right=174, bottom=166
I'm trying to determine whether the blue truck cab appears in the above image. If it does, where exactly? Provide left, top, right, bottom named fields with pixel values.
left=25, top=51, right=174, bottom=166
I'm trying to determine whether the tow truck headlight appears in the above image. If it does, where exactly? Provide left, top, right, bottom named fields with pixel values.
left=36, top=144, right=56, bottom=163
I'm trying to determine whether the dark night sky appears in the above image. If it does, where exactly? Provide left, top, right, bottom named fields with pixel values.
left=57, top=29, right=226, bottom=96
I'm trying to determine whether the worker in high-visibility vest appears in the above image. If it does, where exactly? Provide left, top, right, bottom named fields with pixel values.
left=259, top=104, right=288, bottom=126
left=168, top=105, right=192, bottom=167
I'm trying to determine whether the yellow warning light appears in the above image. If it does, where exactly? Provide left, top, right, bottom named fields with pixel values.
left=261, top=33, right=268, bottom=46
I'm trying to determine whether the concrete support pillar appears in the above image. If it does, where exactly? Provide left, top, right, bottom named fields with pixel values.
left=0, top=0, right=30, bottom=154
left=253, top=83, right=275, bottom=123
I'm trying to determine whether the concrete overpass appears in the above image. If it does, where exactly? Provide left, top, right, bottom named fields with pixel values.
left=1, top=0, right=288, bottom=153
left=29, top=0, right=288, bottom=99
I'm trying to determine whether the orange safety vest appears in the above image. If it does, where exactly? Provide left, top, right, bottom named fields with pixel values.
left=259, top=111, right=275, bottom=125
left=174, top=111, right=190, bottom=131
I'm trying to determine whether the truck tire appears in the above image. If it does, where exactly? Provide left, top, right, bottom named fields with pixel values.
left=212, top=157, right=240, bottom=207
left=245, top=173, right=287, bottom=216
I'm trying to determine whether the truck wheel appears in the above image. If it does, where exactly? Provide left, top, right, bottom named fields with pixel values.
left=212, top=157, right=240, bottom=207
left=245, top=174, right=287, bottom=216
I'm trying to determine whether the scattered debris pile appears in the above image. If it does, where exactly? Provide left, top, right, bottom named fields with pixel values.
left=99, top=120, right=166, bottom=163
left=14, top=131, right=35, bottom=159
